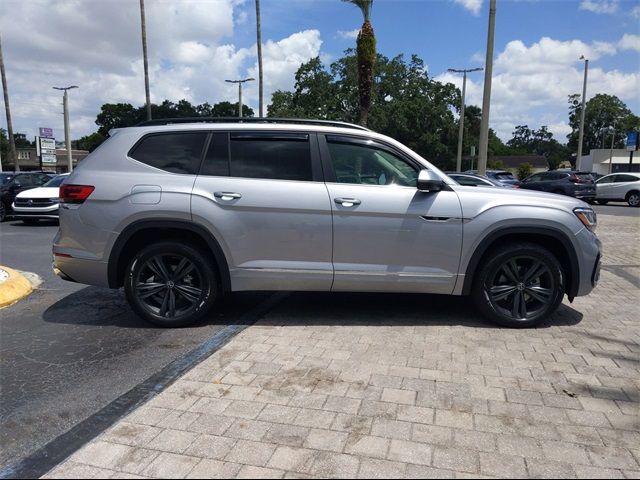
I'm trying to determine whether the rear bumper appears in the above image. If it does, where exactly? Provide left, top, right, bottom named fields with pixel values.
left=53, top=254, right=110, bottom=288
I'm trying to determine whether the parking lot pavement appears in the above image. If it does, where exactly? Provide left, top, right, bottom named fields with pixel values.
left=43, top=211, right=640, bottom=479
left=0, top=220, right=272, bottom=471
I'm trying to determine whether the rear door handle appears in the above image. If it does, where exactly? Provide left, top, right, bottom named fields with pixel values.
left=214, top=192, right=242, bottom=201
left=334, top=197, right=361, bottom=207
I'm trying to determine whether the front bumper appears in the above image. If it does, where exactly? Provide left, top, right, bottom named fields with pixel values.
left=574, top=228, right=602, bottom=296
left=12, top=203, right=60, bottom=219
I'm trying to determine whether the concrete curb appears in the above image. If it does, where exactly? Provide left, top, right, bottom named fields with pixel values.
left=0, top=266, right=33, bottom=308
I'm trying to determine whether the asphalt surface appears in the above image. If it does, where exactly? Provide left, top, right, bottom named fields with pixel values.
left=0, top=202, right=637, bottom=470
left=0, top=219, right=271, bottom=469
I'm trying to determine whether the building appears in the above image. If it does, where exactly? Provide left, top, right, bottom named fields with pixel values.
left=8, top=148, right=89, bottom=173
left=580, top=149, right=639, bottom=175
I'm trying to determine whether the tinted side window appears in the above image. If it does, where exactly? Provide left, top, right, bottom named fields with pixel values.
left=616, top=174, right=638, bottom=183
left=200, top=133, right=229, bottom=177
left=597, top=175, right=615, bottom=184
left=130, top=132, right=207, bottom=174
left=229, top=134, right=312, bottom=181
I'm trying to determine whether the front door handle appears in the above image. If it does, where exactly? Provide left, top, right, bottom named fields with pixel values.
left=214, top=191, right=242, bottom=201
left=334, top=197, right=361, bottom=207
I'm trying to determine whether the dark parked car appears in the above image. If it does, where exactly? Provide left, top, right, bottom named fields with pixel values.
left=519, top=171, right=596, bottom=201
left=0, top=172, right=53, bottom=221
left=465, top=169, right=520, bottom=187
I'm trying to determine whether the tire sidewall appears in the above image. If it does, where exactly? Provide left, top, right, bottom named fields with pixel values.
left=124, top=242, right=217, bottom=327
left=473, top=244, right=564, bottom=328
left=627, top=192, right=640, bottom=207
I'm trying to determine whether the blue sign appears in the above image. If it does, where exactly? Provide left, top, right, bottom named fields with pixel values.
left=627, top=132, right=638, bottom=152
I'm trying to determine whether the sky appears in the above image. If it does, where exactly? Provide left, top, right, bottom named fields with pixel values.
left=1, top=0, right=639, bottom=145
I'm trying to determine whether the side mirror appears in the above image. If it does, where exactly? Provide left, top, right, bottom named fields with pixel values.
left=417, top=169, right=444, bottom=192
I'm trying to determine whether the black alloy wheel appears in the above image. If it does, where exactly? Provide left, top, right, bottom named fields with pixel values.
left=125, top=242, right=218, bottom=327
left=472, top=243, right=564, bottom=328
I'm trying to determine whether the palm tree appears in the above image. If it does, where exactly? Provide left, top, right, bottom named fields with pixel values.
left=343, top=0, right=375, bottom=126
left=256, top=0, right=264, bottom=117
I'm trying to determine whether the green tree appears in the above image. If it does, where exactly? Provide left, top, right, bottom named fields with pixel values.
left=517, top=163, right=533, bottom=180
left=567, top=93, right=640, bottom=153
left=75, top=132, right=106, bottom=152
left=343, top=0, right=375, bottom=126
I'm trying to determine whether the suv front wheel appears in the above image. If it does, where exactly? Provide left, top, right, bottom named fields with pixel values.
left=472, top=243, right=564, bottom=328
left=124, top=241, right=218, bottom=327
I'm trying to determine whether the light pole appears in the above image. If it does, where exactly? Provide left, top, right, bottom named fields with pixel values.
left=255, top=0, right=264, bottom=118
left=576, top=55, right=589, bottom=170
left=477, top=0, right=496, bottom=175
left=448, top=67, right=483, bottom=172
left=608, top=122, right=616, bottom=174
left=225, top=78, right=255, bottom=118
left=53, top=86, right=78, bottom=172
left=140, top=0, right=151, bottom=121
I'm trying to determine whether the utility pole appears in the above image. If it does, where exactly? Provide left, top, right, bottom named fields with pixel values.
left=448, top=67, right=483, bottom=172
left=140, top=0, right=152, bottom=121
left=225, top=78, right=255, bottom=118
left=255, top=0, right=264, bottom=117
left=477, top=0, right=496, bottom=175
left=608, top=122, right=616, bottom=174
left=0, top=35, right=18, bottom=171
left=576, top=56, right=589, bottom=170
left=53, top=86, right=78, bottom=172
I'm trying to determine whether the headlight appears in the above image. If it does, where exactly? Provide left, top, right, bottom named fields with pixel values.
left=574, top=207, right=597, bottom=231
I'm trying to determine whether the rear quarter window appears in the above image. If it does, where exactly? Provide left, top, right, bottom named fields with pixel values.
left=129, top=132, right=208, bottom=174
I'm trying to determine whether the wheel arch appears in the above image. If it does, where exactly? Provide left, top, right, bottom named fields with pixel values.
left=461, top=226, right=580, bottom=299
left=107, top=219, right=231, bottom=292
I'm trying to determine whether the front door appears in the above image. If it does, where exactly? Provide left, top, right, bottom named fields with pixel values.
left=321, top=135, right=463, bottom=294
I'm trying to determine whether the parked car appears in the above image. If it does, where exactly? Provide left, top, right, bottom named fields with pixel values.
left=519, top=171, right=596, bottom=201
left=465, top=169, right=520, bottom=187
left=595, top=173, right=640, bottom=207
left=11, top=174, right=70, bottom=224
left=0, top=171, right=54, bottom=222
left=446, top=172, right=502, bottom=187
left=54, top=118, right=601, bottom=329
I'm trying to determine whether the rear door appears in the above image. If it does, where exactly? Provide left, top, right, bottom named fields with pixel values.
left=191, top=131, right=333, bottom=292
left=613, top=174, right=640, bottom=200
left=321, top=134, right=462, bottom=294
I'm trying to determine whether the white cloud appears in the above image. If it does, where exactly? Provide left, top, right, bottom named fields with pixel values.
left=633, top=5, right=640, bottom=18
left=337, top=29, right=360, bottom=40
left=579, top=0, right=619, bottom=14
left=618, top=34, right=640, bottom=52
left=435, top=35, right=640, bottom=142
left=0, top=0, right=321, bottom=140
left=453, top=0, right=483, bottom=15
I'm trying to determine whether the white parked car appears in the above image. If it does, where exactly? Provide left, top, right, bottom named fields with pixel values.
left=595, top=173, right=640, bottom=207
left=11, top=174, right=69, bottom=224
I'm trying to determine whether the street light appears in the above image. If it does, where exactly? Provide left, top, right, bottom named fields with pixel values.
left=576, top=55, right=589, bottom=170
left=53, top=85, right=78, bottom=172
left=225, top=78, right=255, bottom=118
left=448, top=67, right=483, bottom=172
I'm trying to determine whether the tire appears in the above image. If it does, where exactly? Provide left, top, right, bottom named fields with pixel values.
left=0, top=202, right=6, bottom=222
left=22, top=219, right=39, bottom=225
left=471, top=243, right=565, bottom=328
left=124, top=241, right=219, bottom=327
left=596, top=200, right=609, bottom=205
left=626, top=191, right=640, bottom=208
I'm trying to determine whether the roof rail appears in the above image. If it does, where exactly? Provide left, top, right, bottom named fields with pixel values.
left=135, top=117, right=370, bottom=131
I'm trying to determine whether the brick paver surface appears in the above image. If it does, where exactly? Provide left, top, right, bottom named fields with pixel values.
left=44, top=213, right=640, bottom=479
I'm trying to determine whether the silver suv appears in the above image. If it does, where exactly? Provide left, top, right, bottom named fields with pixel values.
left=53, top=119, right=601, bottom=328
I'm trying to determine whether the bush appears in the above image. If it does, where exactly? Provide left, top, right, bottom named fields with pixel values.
left=517, top=163, right=533, bottom=180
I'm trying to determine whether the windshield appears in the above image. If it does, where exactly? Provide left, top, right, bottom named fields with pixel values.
left=44, top=175, right=67, bottom=188
left=0, top=174, right=14, bottom=186
left=494, top=172, right=517, bottom=180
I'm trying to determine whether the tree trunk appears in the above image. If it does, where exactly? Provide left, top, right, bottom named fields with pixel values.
left=356, top=20, right=375, bottom=127
left=256, top=0, right=264, bottom=117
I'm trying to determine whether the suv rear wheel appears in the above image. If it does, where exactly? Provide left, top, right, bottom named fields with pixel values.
left=472, top=243, right=564, bottom=328
left=124, top=241, right=218, bottom=327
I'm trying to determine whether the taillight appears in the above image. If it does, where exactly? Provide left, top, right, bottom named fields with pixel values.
left=60, top=185, right=95, bottom=204
left=569, top=174, right=583, bottom=183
